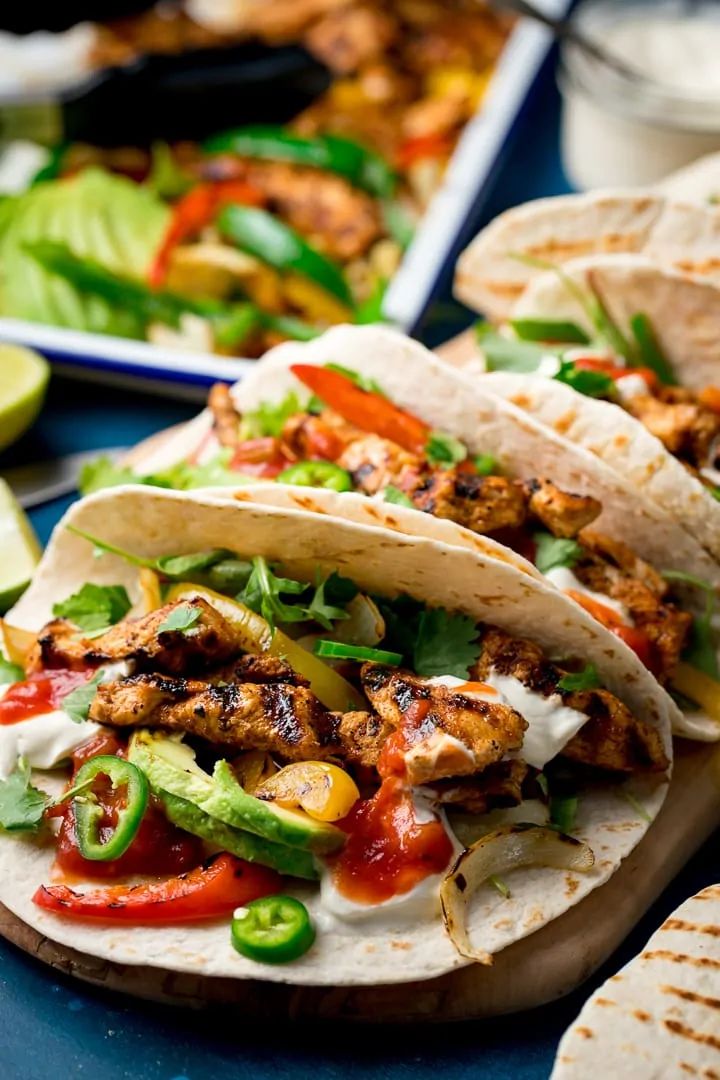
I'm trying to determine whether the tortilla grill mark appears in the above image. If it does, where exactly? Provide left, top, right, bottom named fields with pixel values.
left=594, top=998, right=616, bottom=1007
left=663, top=1020, right=720, bottom=1052
left=641, top=950, right=720, bottom=970
left=633, top=1009, right=652, bottom=1022
left=661, top=985, right=720, bottom=1012
left=575, top=1027, right=594, bottom=1040
left=661, top=918, right=720, bottom=938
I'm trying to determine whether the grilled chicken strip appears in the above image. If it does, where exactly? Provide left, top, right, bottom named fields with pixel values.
left=429, top=759, right=529, bottom=813
left=208, top=382, right=240, bottom=450
left=360, top=664, right=527, bottom=784
left=29, top=599, right=242, bottom=675
left=472, top=627, right=669, bottom=773
left=90, top=672, right=390, bottom=770
left=625, top=387, right=720, bottom=467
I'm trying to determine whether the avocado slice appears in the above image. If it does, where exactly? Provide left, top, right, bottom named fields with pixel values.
left=128, top=730, right=346, bottom=856
left=158, top=790, right=318, bottom=880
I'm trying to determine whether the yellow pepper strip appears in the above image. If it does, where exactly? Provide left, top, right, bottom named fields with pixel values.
left=672, top=662, right=720, bottom=727
left=164, top=582, right=366, bottom=712
left=1, top=619, right=35, bottom=668
left=138, top=568, right=163, bottom=615
left=256, top=761, right=360, bottom=822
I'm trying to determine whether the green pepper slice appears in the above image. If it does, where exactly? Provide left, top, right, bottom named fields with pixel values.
left=231, top=895, right=315, bottom=964
left=73, top=755, right=149, bottom=862
left=217, top=205, right=352, bottom=305
left=276, top=461, right=353, bottom=492
left=203, top=126, right=396, bottom=199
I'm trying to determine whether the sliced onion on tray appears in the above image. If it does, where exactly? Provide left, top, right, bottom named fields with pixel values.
left=440, top=824, right=595, bottom=964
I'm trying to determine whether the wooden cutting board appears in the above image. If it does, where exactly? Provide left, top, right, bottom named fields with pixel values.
left=1, top=740, right=718, bottom=1021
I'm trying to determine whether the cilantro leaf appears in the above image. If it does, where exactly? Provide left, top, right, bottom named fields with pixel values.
left=62, top=670, right=106, bottom=724
left=324, top=363, right=385, bottom=396
left=413, top=608, right=480, bottom=679
left=0, top=757, right=49, bottom=832
left=557, top=664, right=600, bottom=691
left=425, top=431, right=468, bottom=467
left=0, top=656, right=24, bottom=684
left=533, top=532, right=582, bottom=575
left=663, top=570, right=719, bottom=679
left=158, top=603, right=203, bottom=635
left=384, top=485, right=414, bottom=508
left=375, top=595, right=424, bottom=660
left=554, top=360, right=615, bottom=399
left=510, top=318, right=590, bottom=345
left=53, top=582, right=131, bottom=633
left=473, top=454, right=498, bottom=476
left=239, top=391, right=304, bottom=439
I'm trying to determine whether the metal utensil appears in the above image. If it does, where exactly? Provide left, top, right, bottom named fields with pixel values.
left=491, top=0, right=652, bottom=85
left=1, top=447, right=128, bottom=509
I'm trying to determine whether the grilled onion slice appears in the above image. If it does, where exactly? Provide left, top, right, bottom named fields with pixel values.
left=440, top=824, right=594, bottom=964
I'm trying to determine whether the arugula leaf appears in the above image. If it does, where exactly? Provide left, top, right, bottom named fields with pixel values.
left=384, top=485, right=414, bottom=508
left=53, top=582, right=131, bottom=633
left=239, top=392, right=305, bottom=439
left=155, top=549, right=232, bottom=579
left=475, top=325, right=549, bottom=373
left=549, top=793, right=578, bottom=834
left=557, top=664, right=600, bottom=691
left=325, top=363, right=385, bottom=396
left=238, top=557, right=310, bottom=631
left=487, top=874, right=511, bottom=899
left=473, top=454, right=498, bottom=476
left=425, top=431, right=468, bottom=467
left=630, top=313, right=677, bottom=386
left=619, top=789, right=652, bottom=824
left=0, top=757, right=49, bottom=832
left=0, top=656, right=24, bottom=684
left=62, top=670, right=106, bottom=725
left=413, top=609, right=480, bottom=679
left=158, top=603, right=202, bottom=635
left=510, top=318, right=590, bottom=345
left=321, top=572, right=359, bottom=607
left=663, top=570, right=719, bottom=679
left=306, top=574, right=351, bottom=631
left=533, top=532, right=583, bottom=575
left=554, top=360, right=615, bottom=399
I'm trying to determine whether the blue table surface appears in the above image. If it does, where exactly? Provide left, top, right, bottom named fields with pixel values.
left=1, top=58, right=718, bottom=1080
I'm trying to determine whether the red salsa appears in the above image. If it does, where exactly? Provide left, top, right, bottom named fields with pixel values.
left=0, top=670, right=92, bottom=725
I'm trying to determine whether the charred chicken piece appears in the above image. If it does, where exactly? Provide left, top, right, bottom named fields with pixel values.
left=625, top=388, right=720, bottom=468
left=30, top=599, right=242, bottom=675
left=429, top=759, right=529, bottom=813
left=411, top=470, right=528, bottom=534
left=304, top=4, right=399, bottom=74
left=89, top=671, right=382, bottom=767
left=522, top=478, right=601, bottom=538
left=360, top=663, right=527, bottom=784
left=338, top=432, right=421, bottom=495
left=574, top=531, right=691, bottom=682
left=208, top=382, right=240, bottom=450
left=471, top=627, right=669, bottom=774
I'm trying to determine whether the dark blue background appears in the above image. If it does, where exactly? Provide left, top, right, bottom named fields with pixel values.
left=1, top=59, right=717, bottom=1080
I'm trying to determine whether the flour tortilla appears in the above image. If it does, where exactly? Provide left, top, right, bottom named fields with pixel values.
left=476, top=253, right=720, bottom=568
left=656, top=152, right=720, bottom=205
left=454, top=190, right=720, bottom=321
left=129, top=324, right=720, bottom=739
left=551, top=883, right=720, bottom=1078
left=4, top=485, right=672, bottom=988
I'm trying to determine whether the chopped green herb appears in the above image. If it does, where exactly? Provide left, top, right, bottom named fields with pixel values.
left=549, top=793, right=578, bottom=834
left=0, top=757, right=48, bottom=832
left=239, top=392, right=305, bottom=439
left=306, top=574, right=352, bottom=631
left=413, top=608, right=480, bottom=679
left=473, top=454, right=498, bottom=476
left=314, top=640, right=403, bottom=665
left=536, top=772, right=549, bottom=798
left=325, top=363, right=385, bottom=396
left=381, top=198, right=415, bottom=251
left=630, top=313, right=677, bottom=386
left=78, top=456, right=145, bottom=496
left=53, top=582, right=131, bottom=633
left=663, top=570, right=719, bottom=679
left=619, top=789, right=652, bottom=824
left=79, top=449, right=246, bottom=497
left=487, top=874, right=511, bottom=899
left=425, top=431, right=468, bottom=467
left=533, top=532, right=583, bottom=575
left=384, top=485, right=414, bottom=508
left=557, top=664, right=600, bottom=692
left=554, top=360, right=615, bottom=399
left=146, top=141, right=193, bottom=199
left=0, top=656, right=24, bottom=684
left=238, top=557, right=312, bottom=631
left=155, top=550, right=231, bottom=579
left=510, top=318, right=590, bottom=345
left=353, top=279, right=389, bottom=326
left=62, top=670, right=106, bottom=725
left=158, top=603, right=203, bottom=635
left=476, top=324, right=549, bottom=373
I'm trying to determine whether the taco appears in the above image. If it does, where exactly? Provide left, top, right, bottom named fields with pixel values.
left=0, top=486, right=671, bottom=986
left=552, top=883, right=720, bottom=1078
left=454, top=190, right=720, bottom=322
left=122, top=325, right=720, bottom=741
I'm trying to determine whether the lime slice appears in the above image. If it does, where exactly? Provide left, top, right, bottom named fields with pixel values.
left=0, top=479, right=41, bottom=613
left=0, top=344, right=50, bottom=452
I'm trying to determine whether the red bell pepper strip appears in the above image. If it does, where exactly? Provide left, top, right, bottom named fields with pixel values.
left=565, top=590, right=660, bottom=675
left=149, top=180, right=266, bottom=288
left=697, top=386, right=720, bottom=416
left=290, top=364, right=430, bottom=455
left=396, top=133, right=453, bottom=170
left=33, top=853, right=281, bottom=923
left=573, top=358, right=659, bottom=392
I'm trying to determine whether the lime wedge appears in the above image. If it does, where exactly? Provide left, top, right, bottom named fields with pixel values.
left=0, top=344, right=50, bottom=452
left=0, top=479, right=41, bottom=613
